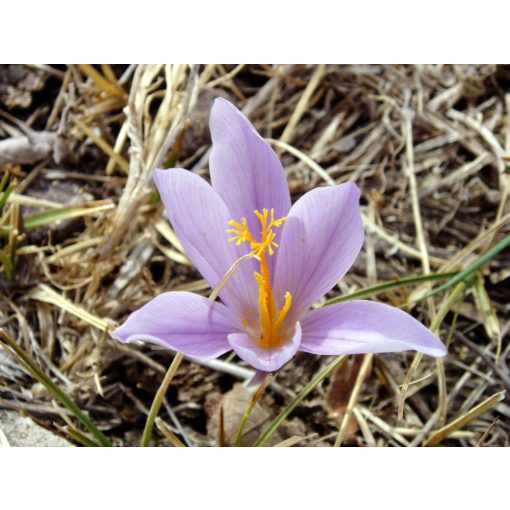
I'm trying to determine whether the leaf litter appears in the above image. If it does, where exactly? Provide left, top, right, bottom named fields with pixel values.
left=0, top=64, right=508, bottom=446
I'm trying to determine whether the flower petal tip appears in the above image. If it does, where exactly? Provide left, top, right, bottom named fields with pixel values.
left=109, top=325, right=129, bottom=344
left=343, top=179, right=361, bottom=195
left=212, top=96, right=239, bottom=113
left=152, top=166, right=165, bottom=179
left=110, top=292, right=237, bottom=359
left=300, top=300, right=447, bottom=358
left=424, top=339, right=448, bottom=358
left=152, top=166, right=186, bottom=190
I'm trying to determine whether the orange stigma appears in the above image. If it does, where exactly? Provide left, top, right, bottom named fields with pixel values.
left=227, top=208, right=292, bottom=348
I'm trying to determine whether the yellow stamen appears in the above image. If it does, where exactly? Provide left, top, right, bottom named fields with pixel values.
left=227, top=208, right=292, bottom=348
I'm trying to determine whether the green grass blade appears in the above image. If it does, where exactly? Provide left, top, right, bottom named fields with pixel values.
left=413, top=233, right=510, bottom=304
left=0, top=171, right=10, bottom=192
left=0, top=184, right=15, bottom=214
left=233, top=375, right=272, bottom=447
left=1, top=201, right=114, bottom=238
left=253, top=355, right=347, bottom=447
left=0, top=250, right=14, bottom=281
left=61, top=427, right=102, bottom=447
left=326, top=271, right=458, bottom=305
left=0, top=329, right=112, bottom=447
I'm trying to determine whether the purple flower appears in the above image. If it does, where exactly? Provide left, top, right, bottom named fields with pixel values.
left=112, top=98, right=446, bottom=372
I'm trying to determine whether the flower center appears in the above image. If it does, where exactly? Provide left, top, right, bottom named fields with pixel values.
left=227, top=208, right=292, bottom=348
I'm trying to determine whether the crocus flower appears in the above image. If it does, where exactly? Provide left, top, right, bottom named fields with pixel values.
left=112, top=98, right=446, bottom=372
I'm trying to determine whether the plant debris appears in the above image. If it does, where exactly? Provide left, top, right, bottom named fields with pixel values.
left=0, top=64, right=508, bottom=446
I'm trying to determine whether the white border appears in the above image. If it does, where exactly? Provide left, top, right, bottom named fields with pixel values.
left=0, top=448, right=507, bottom=508
left=3, top=1, right=510, bottom=62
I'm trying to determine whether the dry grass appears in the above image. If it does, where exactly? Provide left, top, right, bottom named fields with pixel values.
left=0, top=64, right=508, bottom=446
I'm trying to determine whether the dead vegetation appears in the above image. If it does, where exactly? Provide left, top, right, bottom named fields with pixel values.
left=0, top=64, right=508, bottom=446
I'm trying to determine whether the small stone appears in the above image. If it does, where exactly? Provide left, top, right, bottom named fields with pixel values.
left=0, top=410, right=72, bottom=447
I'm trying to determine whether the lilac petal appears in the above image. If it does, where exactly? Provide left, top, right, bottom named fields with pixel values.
left=228, top=323, right=302, bottom=372
left=111, top=291, right=242, bottom=359
left=209, top=98, right=291, bottom=270
left=274, top=182, right=364, bottom=320
left=300, top=300, right=446, bottom=357
left=153, top=167, right=258, bottom=315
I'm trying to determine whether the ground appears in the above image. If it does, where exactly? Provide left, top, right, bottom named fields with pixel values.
left=0, top=64, right=508, bottom=446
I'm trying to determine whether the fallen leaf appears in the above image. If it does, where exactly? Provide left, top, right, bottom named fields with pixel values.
left=325, top=355, right=373, bottom=440
left=206, top=383, right=281, bottom=446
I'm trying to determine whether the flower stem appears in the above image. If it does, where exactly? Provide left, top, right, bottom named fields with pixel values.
left=141, top=352, right=184, bottom=447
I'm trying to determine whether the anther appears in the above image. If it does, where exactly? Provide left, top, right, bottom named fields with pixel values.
left=226, top=208, right=292, bottom=348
